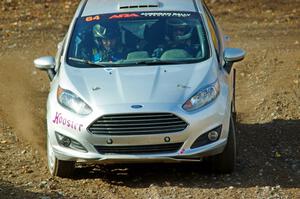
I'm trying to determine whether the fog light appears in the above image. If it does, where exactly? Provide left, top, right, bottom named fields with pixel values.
left=56, top=132, right=71, bottom=147
left=208, top=131, right=219, bottom=141
left=190, top=125, right=222, bottom=149
left=55, top=132, right=87, bottom=152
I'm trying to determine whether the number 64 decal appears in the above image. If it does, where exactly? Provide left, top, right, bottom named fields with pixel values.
left=85, top=15, right=100, bottom=22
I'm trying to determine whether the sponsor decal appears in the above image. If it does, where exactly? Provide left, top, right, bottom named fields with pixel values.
left=92, top=86, right=101, bottom=91
left=177, top=84, right=191, bottom=89
left=52, top=112, right=84, bottom=132
left=85, top=15, right=101, bottom=22
left=140, top=12, right=191, bottom=17
left=109, top=13, right=140, bottom=19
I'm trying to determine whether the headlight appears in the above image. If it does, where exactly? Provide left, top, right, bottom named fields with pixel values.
left=57, top=86, right=92, bottom=115
left=183, top=80, right=220, bottom=111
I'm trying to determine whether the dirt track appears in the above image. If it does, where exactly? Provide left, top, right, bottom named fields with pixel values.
left=0, top=0, right=299, bottom=198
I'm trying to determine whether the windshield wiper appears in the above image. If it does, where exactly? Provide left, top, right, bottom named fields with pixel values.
left=69, top=57, right=200, bottom=67
left=68, top=57, right=112, bottom=67
left=132, top=59, right=193, bottom=66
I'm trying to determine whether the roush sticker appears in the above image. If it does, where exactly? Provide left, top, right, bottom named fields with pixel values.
left=140, top=12, right=191, bottom=17
left=52, top=112, right=84, bottom=132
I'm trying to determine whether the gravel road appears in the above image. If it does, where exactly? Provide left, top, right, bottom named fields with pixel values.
left=0, top=0, right=299, bottom=198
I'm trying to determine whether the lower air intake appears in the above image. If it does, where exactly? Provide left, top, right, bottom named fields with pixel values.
left=94, top=143, right=183, bottom=155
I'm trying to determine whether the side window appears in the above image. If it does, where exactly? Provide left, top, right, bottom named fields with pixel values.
left=203, top=4, right=222, bottom=62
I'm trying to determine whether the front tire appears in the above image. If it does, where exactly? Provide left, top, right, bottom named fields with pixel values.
left=210, top=115, right=236, bottom=173
left=47, top=136, right=75, bottom=178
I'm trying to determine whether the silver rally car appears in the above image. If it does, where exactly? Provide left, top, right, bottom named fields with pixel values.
left=34, top=0, right=245, bottom=178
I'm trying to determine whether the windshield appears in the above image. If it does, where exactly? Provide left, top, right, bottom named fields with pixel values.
left=67, top=11, right=210, bottom=67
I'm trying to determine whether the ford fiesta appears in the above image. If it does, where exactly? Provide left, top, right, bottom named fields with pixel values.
left=34, top=0, right=245, bottom=178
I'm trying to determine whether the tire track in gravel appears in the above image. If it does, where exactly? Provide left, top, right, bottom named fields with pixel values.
left=0, top=51, right=49, bottom=154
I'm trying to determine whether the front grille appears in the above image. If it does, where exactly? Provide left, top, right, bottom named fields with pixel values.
left=94, top=143, right=183, bottom=155
left=88, top=113, right=188, bottom=136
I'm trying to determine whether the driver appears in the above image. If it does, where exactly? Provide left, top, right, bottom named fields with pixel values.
left=152, top=18, right=195, bottom=58
left=92, top=24, right=125, bottom=62
left=166, top=18, right=193, bottom=50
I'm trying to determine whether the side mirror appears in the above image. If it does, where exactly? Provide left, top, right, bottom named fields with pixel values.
left=34, top=56, right=55, bottom=70
left=224, top=48, right=245, bottom=63
left=223, top=48, right=245, bottom=73
left=34, top=56, right=56, bottom=80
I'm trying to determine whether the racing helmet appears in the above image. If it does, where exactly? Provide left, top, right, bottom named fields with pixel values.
left=93, top=24, right=107, bottom=38
left=166, top=18, right=193, bottom=41
left=93, top=24, right=118, bottom=40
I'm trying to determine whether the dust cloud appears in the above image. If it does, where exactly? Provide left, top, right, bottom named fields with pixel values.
left=0, top=51, right=49, bottom=155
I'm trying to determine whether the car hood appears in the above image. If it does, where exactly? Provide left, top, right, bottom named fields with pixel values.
left=59, top=59, right=218, bottom=107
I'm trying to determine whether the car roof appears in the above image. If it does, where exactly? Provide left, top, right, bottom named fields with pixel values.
left=81, top=0, right=202, bottom=17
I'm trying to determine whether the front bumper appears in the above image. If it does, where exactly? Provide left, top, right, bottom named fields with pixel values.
left=46, top=78, right=232, bottom=163
left=53, top=138, right=227, bottom=163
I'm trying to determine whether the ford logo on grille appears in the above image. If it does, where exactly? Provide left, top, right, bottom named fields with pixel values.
left=131, top=105, right=143, bottom=109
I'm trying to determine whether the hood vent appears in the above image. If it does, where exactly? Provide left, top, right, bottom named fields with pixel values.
left=118, top=0, right=160, bottom=10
